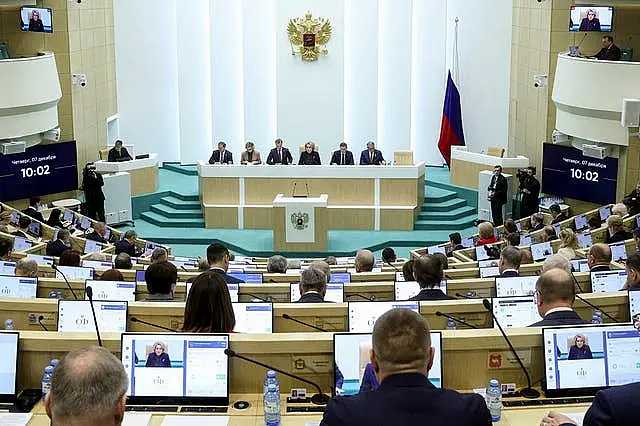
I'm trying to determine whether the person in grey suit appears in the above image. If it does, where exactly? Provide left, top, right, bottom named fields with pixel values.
left=240, top=141, right=262, bottom=165
left=209, top=141, right=233, bottom=164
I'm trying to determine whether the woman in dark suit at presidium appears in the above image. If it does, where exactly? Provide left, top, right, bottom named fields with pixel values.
left=182, top=271, right=236, bottom=333
left=298, top=142, right=321, bottom=165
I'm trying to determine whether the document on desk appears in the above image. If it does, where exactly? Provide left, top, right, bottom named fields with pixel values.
left=567, top=412, right=586, bottom=426
left=0, top=413, right=32, bottom=426
left=123, top=413, right=152, bottom=426
left=162, top=415, right=230, bottom=426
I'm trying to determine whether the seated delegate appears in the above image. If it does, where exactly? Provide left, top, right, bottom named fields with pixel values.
left=298, top=141, right=321, bottom=165
left=108, top=140, right=133, bottom=162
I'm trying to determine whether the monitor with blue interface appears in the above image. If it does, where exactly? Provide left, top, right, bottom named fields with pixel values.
left=136, top=270, right=146, bottom=283
left=609, top=242, right=627, bottom=263
left=120, top=333, right=230, bottom=406
left=0, top=332, right=19, bottom=403
left=27, top=254, right=55, bottom=266
left=520, top=234, right=533, bottom=247
left=574, top=214, right=588, bottom=231
left=478, top=259, right=500, bottom=278
left=599, top=205, right=612, bottom=221
left=12, top=237, right=32, bottom=252
left=590, top=270, right=627, bottom=293
left=544, top=324, right=639, bottom=398
left=169, top=259, right=197, bottom=270
left=27, top=221, right=41, bottom=237
left=329, top=272, right=351, bottom=284
left=186, top=282, right=238, bottom=302
left=531, top=242, right=553, bottom=262
left=348, top=302, right=419, bottom=333
left=569, top=6, right=613, bottom=32
left=495, top=276, right=538, bottom=297
left=10, top=211, right=19, bottom=226
left=232, top=303, right=272, bottom=333
left=577, top=232, right=593, bottom=249
left=56, top=266, right=94, bottom=281
left=492, top=296, right=542, bottom=328
left=84, top=239, right=102, bottom=254
left=82, top=260, right=113, bottom=270
left=461, top=237, right=475, bottom=248
left=78, top=216, right=92, bottom=231
left=63, top=210, right=74, bottom=222
left=333, top=332, right=442, bottom=396
left=0, top=276, right=37, bottom=298
left=58, top=300, right=127, bottom=333
left=394, top=281, right=447, bottom=301
left=629, top=290, right=640, bottom=325
left=228, top=273, right=262, bottom=284
left=85, top=280, right=136, bottom=302
left=427, top=245, right=446, bottom=255
left=475, top=246, right=491, bottom=261
left=290, top=282, right=344, bottom=303
left=571, top=259, right=590, bottom=273
left=0, top=261, right=15, bottom=276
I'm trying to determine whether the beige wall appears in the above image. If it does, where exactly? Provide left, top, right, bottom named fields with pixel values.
left=0, top=0, right=116, bottom=203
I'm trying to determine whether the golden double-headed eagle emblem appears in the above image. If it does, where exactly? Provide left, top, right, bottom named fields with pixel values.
left=287, top=12, right=332, bottom=62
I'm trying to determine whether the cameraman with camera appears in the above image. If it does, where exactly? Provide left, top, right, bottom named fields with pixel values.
left=518, top=166, right=540, bottom=219
left=81, top=163, right=105, bottom=222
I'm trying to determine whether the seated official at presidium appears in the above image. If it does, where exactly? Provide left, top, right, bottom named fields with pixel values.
left=266, top=138, right=293, bottom=165
left=359, top=141, right=385, bottom=165
left=330, top=142, right=355, bottom=165
left=209, top=141, right=233, bottom=164
left=299, top=142, right=322, bottom=165
left=107, top=140, right=133, bottom=162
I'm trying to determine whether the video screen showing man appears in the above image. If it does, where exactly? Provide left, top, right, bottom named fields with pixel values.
left=108, top=140, right=133, bottom=162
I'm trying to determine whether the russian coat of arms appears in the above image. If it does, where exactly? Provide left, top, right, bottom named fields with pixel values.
left=290, top=212, right=310, bottom=230
left=287, top=12, right=332, bottom=62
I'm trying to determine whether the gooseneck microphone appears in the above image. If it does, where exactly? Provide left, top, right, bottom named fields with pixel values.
left=482, top=299, right=540, bottom=399
left=238, top=292, right=271, bottom=302
left=224, top=348, right=330, bottom=405
left=129, top=317, right=179, bottom=332
left=435, top=311, right=478, bottom=329
left=347, top=293, right=375, bottom=301
left=37, top=315, right=49, bottom=332
left=570, top=272, right=618, bottom=322
left=52, top=264, right=78, bottom=300
left=281, top=314, right=328, bottom=332
left=85, top=286, right=102, bottom=347
left=455, top=292, right=473, bottom=299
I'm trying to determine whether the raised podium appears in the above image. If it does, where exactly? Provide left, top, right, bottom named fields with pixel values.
left=272, top=194, right=328, bottom=252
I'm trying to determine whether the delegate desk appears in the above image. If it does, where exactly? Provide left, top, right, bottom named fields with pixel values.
left=197, top=162, right=425, bottom=231
left=94, top=154, right=159, bottom=196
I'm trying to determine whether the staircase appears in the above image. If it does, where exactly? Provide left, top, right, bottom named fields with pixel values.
left=414, top=180, right=477, bottom=232
left=140, top=193, right=205, bottom=228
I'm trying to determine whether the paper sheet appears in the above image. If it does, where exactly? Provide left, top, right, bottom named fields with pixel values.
left=161, top=415, right=230, bottom=426
left=0, top=413, right=32, bottom=426
left=123, top=412, right=152, bottom=426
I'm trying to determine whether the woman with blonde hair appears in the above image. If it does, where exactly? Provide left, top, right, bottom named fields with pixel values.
left=557, top=228, right=579, bottom=260
left=476, top=222, right=498, bottom=246
left=240, top=141, right=262, bottom=165
left=605, top=215, right=632, bottom=244
left=298, top=141, right=321, bottom=165
left=145, top=341, right=170, bottom=367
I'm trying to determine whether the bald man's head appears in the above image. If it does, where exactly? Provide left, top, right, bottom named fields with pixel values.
left=588, top=243, right=611, bottom=268
left=536, top=268, right=576, bottom=314
left=355, top=250, right=374, bottom=273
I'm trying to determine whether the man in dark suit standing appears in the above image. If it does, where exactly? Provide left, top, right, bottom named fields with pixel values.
left=296, top=268, right=328, bottom=303
left=408, top=255, right=454, bottom=301
left=46, top=229, right=71, bottom=257
left=529, top=269, right=589, bottom=327
left=22, top=197, right=46, bottom=223
left=207, top=242, right=244, bottom=284
left=208, top=141, right=233, bottom=164
left=498, top=246, right=521, bottom=277
left=321, top=309, right=491, bottom=426
left=114, top=230, right=143, bottom=257
left=587, top=244, right=611, bottom=272
left=541, top=382, right=640, bottom=426
left=330, top=142, right=355, bottom=165
left=266, top=138, right=293, bottom=165
left=85, top=222, right=109, bottom=244
left=107, top=140, right=133, bottom=162
left=488, top=165, right=508, bottom=226
left=594, top=35, right=621, bottom=61
left=359, top=141, right=385, bottom=165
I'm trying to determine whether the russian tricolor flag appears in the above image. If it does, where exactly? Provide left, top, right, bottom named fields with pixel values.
left=437, top=71, right=465, bottom=166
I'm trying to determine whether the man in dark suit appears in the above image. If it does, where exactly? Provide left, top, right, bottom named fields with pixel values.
left=623, top=180, right=640, bottom=216
left=542, top=382, right=640, bottom=426
left=408, top=255, right=454, bottom=301
left=549, top=204, right=567, bottom=224
left=208, top=141, right=233, bottom=164
left=321, top=309, right=491, bottom=426
left=530, top=213, right=545, bottom=232
left=594, top=35, right=621, bottom=61
left=498, top=246, right=521, bottom=277
left=46, top=229, right=71, bottom=257
left=449, top=232, right=465, bottom=252
left=529, top=269, right=589, bottom=327
left=359, top=141, right=385, bottom=165
left=587, top=244, right=611, bottom=272
left=22, top=197, right=46, bottom=223
left=114, top=230, right=143, bottom=257
left=107, top=140, right=133, bottom=162
left=12, top=216, right=31, bottom=239
left=297, top=268, right=328, bottom=303
left=266, top=138, right=293, bottom=165
left=85, top=222, right=109, bottom=244
left=488, top=165, right=508, bottom=226
left=330, top=142, right=355, bottom=165
left=207, top=242, right=244, bottom=284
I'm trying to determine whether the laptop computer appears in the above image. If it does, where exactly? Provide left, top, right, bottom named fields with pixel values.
left=347, top=301, right=419, bottom=333
left=290, top=282, right=344, bottom=302
left=120, top=333, right=230, bottom=407
left=58, top=300, right=128, bottom=333
left=333, top=331, right=442, bottom=395
left=543, top=324, right=640, bottom=397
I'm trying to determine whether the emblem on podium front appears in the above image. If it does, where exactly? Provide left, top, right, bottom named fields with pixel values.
left=291, top=212, right=310, bottom=230
left=287, top=12, right=332, bottom=62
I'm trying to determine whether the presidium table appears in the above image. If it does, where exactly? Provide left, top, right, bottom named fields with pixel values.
left=197, top=162, right=426, bottom=234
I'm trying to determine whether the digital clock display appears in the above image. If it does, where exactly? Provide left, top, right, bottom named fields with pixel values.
left=0, top=141, right=78, bottom=201
left=542, top=144, right=617, bottom=205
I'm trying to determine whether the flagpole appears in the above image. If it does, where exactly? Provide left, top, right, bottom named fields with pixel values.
left=453, top=17, right=460, bottom=85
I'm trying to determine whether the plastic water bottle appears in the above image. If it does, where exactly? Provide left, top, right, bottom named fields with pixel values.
left=446, top=318, right=456, bottom=330
left=50, top=359, right=60, bottom=370
left=41, top=366, right=54, bottom=399
left=486, top=379, right=502, bottom=422
left=263, top=383, right=281, bottom=426
left=263, top=370, right=279, bottom=395
left=4, top=319, right=16, bottom=330
left=591, top=310, right=603, bottom=324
